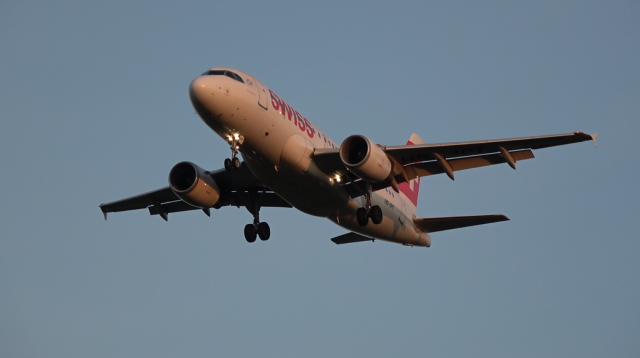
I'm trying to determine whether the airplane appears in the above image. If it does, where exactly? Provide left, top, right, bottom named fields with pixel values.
left=99, top=67, right=598, bottom=247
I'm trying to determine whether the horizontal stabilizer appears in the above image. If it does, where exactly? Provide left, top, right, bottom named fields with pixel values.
left=331, top=232, right=375, bottom=245
left=413, top=214, right=509, bottom=233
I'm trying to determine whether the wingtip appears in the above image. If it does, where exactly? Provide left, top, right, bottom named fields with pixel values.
left=575, top=131, right=598, bottom=147
left=99, top=205, right=108, bottom=220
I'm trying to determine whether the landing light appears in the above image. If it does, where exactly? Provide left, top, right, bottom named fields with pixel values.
left=335, top=176, right=341, bottom=183
left=234, top=133, right=240, bottom=140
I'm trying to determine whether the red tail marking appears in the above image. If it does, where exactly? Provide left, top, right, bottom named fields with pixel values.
left=398, top=140, right=420, bottom=207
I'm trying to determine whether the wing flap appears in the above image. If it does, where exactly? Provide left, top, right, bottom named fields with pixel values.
left=227, top=191, right=292, bottom=208
left=148, top=200, right=198, bottom=216
left=146, top=191, right=292, bottom=216
left=412, top=150, right=534, bottom=177
left=414, top=214, right=509, bottom=233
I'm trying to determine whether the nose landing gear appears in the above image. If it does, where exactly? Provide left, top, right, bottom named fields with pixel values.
left=243, top=189, right=271, bottom=243
left=224, top=133, right=243, bottom=171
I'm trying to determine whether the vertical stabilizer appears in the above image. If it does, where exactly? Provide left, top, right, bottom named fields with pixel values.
left=398, top=133, right=425, bottom=212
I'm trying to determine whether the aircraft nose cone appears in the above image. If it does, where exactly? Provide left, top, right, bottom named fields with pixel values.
left=188, top=76, right=212, bottom=108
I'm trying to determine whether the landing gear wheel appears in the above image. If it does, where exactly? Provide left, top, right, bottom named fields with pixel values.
left=356, top=207, right=369, bottom=226
left=369, top=205, right=383, bottom=225
left=244, top=189, right=271, bottom=243
left=224, top=158, right=232, bottom=171
left=257, top=222, right=270, bottom=241
left=244, top=224, right=257, bottom=243
left=232, top=156, right=241, bottom=170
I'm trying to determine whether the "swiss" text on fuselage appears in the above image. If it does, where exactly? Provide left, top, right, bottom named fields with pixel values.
left=269, top=89, right=315, bottom=139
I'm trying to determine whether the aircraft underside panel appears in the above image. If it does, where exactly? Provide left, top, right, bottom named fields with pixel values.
left=330, top=194, right=430, bottom=247
left=243, top=155, right=350, bottom=218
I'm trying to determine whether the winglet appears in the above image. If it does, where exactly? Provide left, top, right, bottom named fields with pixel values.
left=99, top=205, right=108, bottom=220
left=591, top=133, right=599, bottom=147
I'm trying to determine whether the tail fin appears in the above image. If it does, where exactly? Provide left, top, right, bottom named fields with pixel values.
left=398, top=133, right=425, bottom=211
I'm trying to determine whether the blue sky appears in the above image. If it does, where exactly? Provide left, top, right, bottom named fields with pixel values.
left=1, top=1, right=639, bottom=357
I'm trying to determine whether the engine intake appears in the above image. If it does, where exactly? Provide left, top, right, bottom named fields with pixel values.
left=169, top=161, right=221, bottom=208
left=339, top=135, right=393, bottom=183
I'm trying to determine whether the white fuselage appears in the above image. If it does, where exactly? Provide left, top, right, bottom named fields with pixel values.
left=189, top=67, right=430, bottom=247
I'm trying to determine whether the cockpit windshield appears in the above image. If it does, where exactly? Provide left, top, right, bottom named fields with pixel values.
left=201, top=70, right=244, bottom=83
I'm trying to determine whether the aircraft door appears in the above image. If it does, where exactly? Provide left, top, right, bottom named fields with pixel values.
left=246, top=75, right=269, bottom=110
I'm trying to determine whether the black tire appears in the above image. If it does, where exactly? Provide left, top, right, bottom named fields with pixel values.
left=257, top=222, right=270, bottom=241
left=356, top=207, right=369, bottom=226
left=244, top=224, right=257, bottom=243
left=224, top=158, right=232, bottom=171
left=232, top=157, right=241, bottom=170
left=369, top=205, right=383, bottom=225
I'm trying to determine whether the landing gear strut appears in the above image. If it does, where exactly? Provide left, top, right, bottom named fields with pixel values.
left=356, top=183, right=383, bottom=226
left=224, top=134, right=243, bottom=171
left=243, top=189, right=271, bottom=242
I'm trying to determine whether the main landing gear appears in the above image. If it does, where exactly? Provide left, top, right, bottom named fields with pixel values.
left=224, top=157, right=241, bottom=171
left=224, top=134, right=243, bottom=171
left=243, top=189, right=271, bottom=243
left=244, top=222, right=270, bottom=243
left=356, top=185, right=383, bottom=226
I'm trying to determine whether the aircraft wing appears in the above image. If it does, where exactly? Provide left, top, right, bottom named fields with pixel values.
left=99, top=186, right=179, bottom=218
left=383, top=131, right=597, bottom=165
left=314, top=132, right=597, bottom=185
left=99, top=164, right=291, bottom=221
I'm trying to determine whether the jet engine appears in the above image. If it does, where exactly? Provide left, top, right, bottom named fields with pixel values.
left=168, top=161, right=221, bottom=208
left=339, top=135, right=393, bottom=183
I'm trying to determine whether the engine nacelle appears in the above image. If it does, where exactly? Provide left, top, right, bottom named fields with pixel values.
left=339, top=135, right=393, bottom=183
left=168, top=161, right=221, bottom=208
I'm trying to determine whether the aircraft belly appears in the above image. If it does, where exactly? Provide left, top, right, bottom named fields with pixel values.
left=244, top=157, right=349, bottom=217
left=330, top=195, right=430, bottom=247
